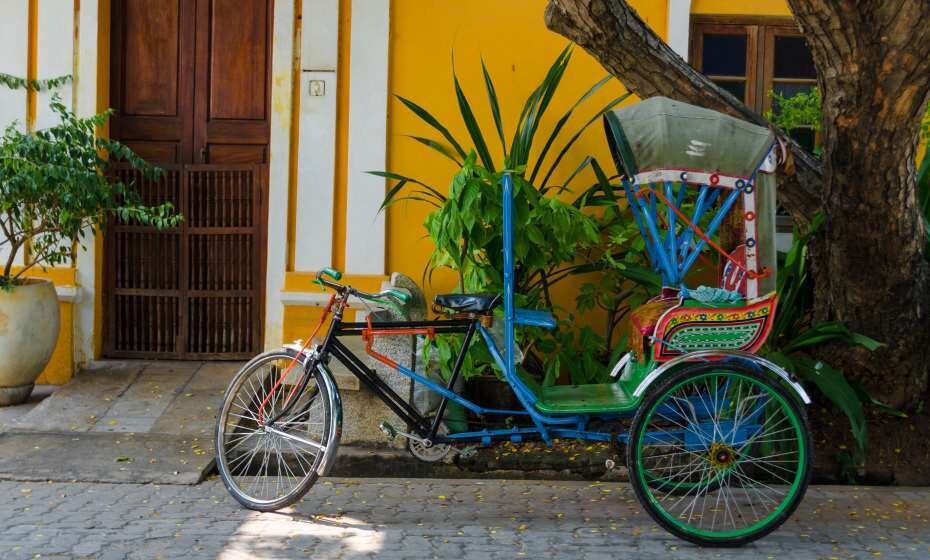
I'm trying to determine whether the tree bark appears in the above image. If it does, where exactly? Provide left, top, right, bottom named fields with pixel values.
left=545, top=0, right=930, bottom=407
left=787, top=0, right=930, bottom=406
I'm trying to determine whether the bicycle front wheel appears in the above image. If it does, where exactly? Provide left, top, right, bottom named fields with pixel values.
left=215, top=350, right=336, bottom=511
left=628, top=362, right=810, bottom=547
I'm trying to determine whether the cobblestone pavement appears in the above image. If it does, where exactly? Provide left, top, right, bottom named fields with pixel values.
left=2, top=478, right=929, bottom=559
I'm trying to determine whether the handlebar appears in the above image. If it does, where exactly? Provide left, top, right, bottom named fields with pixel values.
left=314, top=268, right=412, bottom=305
left=318, top=267, right=342, bottom=281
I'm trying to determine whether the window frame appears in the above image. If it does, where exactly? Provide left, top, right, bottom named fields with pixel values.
left=689, top=15, right=810, bottom=115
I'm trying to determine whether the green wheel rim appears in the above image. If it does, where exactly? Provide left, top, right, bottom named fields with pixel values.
left=634, top=370, right=807, bottom=540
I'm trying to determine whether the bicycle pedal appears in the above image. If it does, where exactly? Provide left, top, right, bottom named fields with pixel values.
left=456, top=445, right=478, bottom=459
left=378, top=421, right=397, bottom=439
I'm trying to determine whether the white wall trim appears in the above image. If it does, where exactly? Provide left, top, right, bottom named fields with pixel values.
left=280, top=290, right=393, bottom=310
left=0, top=2, right=28, bottom=132
left=343, top=0, right=390, bottom=275
left=0, top=2, right=29, bottom=270
left=73, top=0, right=100, bottom=366
left=294, top=0, right=340, bottom=271
left=56, top=285, right=80, bottom=303
left=35, top=3, right=74, bottom=130
left=667, top=0, right=692, bottom=60
left=263, top=0, right=298, bottom=349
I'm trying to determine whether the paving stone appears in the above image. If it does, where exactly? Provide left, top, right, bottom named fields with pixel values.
left=7, top=478, right=907, bottom=559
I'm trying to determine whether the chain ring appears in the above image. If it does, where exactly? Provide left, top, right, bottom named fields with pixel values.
left=407, top=421, right=452, bottom=463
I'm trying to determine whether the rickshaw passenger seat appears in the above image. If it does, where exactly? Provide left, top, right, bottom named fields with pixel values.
left=629, top=298, right=679, bottom=337
left=535, top=382, right=636, bottom=414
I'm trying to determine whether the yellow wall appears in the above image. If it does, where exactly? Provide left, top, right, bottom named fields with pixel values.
left=36, top=301, right=73, bottom=384
left=384, top=0, right=666, bottom=309
left=691, top=0, right=791, bottom=16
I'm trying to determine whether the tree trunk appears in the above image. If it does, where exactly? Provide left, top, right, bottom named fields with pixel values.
left=545, top=0, right=930, bottom=407
left=787, top=0, right=930, bottom=406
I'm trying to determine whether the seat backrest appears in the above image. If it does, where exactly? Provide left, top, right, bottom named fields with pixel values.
left=499, top=174, right=539, bottom=406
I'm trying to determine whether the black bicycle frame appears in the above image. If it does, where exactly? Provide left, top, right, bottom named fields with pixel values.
left=309, top=303, right=478, bottom=443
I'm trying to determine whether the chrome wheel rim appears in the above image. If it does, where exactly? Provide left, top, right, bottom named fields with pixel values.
left=217, top=354, right=329, bottom=505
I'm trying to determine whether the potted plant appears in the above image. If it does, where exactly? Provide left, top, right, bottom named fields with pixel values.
left=0, top=93, right=178, bottom=405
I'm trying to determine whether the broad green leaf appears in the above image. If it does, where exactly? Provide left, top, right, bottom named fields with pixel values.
left=368, top=170, right=446, bottom=203
left=848, top=379, right=908, bottom=418
left=510, top=45, right=572, bottom=167
left=405, top=135, right=463, bottom=166
left=792, top=356, right=867, bottom=454
left=540, top=92, right=632, bottom=189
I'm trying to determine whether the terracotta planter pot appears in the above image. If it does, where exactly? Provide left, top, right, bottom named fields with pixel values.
left=0, top=278, right=59, bottom=405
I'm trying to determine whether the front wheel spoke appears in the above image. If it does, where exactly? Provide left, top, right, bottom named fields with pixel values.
left=633, top=368, right=809, bottom=542
left=223, top=431, right=260, bottom=455
left=653, top=410, right=713, bottom=447
left=734, top=419, right=793, bottom=455
left=235, top=435, right=268, bottom=478
left=266, top=426, right=325, bottom=452
left=683, top=466, right=715, bottom=524
left=730, top=465, right=787, bottom=504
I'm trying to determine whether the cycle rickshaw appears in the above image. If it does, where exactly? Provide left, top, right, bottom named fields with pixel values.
left=215, top=97, right=812, bottom=546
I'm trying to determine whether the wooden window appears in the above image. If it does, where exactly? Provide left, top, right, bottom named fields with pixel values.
left=690, top=16, right=818, bottom=152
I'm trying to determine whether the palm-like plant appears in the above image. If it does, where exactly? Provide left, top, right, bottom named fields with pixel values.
left=377, top=47, right=659, bottom=386
left=376, top=46, right=633, bottom=300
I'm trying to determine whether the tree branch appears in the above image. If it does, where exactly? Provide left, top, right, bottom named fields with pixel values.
left=544, top=0, right=822, bottom=224
left=3, top=239, right=22, bottom=282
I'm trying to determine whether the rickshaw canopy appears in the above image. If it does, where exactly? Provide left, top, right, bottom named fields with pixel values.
left=604, top=96, right=777, bottom=188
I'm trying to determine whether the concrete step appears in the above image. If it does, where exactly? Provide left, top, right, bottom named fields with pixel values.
left=0, top=431, right=213, bottom=485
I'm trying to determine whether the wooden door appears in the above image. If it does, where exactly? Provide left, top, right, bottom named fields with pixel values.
left=105, top=0, right=272, bottom=359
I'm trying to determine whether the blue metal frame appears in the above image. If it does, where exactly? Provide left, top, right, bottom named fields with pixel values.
left=299, top=173, right=781, bottom=450
left=621, top=176, right=754, bottom=291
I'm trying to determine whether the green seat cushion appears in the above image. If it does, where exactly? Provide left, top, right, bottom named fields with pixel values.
left=535, top=382, right=636, bottom=414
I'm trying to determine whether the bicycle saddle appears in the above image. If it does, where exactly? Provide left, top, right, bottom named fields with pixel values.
left=433, top=293, right=502, bottom=313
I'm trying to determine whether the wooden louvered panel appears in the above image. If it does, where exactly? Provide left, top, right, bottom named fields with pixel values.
left=104, top=164, right=265, bottom=359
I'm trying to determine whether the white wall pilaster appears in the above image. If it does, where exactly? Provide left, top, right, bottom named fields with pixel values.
left=264, top=0, right=298, bottom=348
left=35, top=2, right=74, bottom=129
left=667, top=0, right=692, bottom=61
left=344, top=0, right=390, bottom=275
left=294, top=0, right=340, bottom=271
left=73, top=0, right=100, bottom=366
left=0, top=2, right=29, bottom=270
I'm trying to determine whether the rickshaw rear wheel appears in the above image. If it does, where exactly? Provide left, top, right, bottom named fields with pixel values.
left=628, top=361, right=810, bottom=547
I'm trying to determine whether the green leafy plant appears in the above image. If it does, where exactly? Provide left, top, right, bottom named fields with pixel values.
left=762, top=212, right=902, bottom=469
left=765, top=88, right=822, bottom=135
left=0, top=94, right=180, bottom=287
left=378, top=47, right=651, bottom=385
left=919, top=145, right=929, bottom=257
left=0, top=73, right=72, bottom=93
